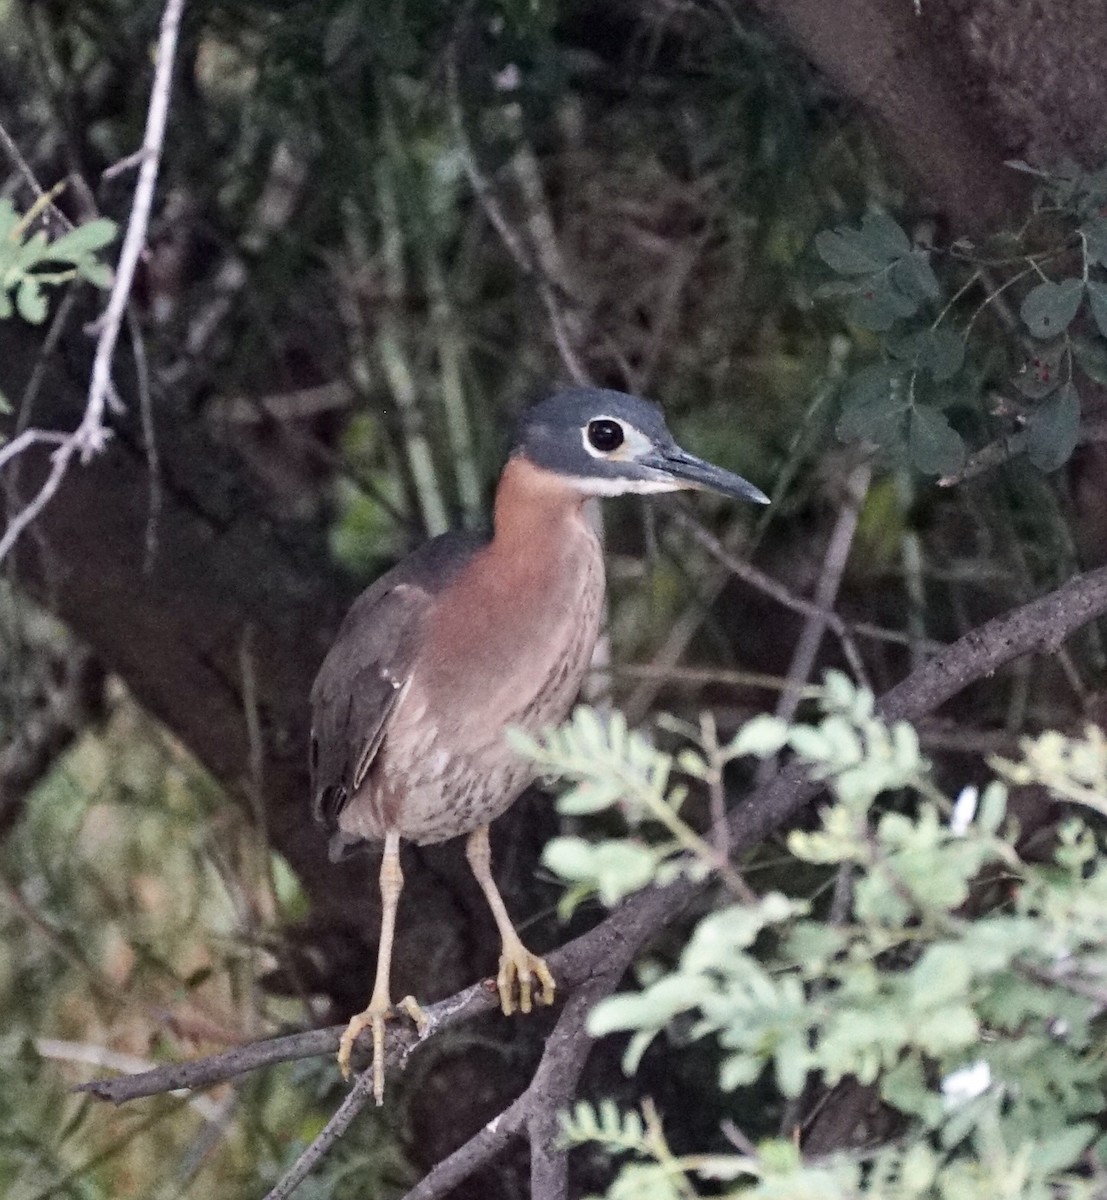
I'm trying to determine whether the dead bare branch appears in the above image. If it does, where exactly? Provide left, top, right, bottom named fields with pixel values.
left=0, top=0, right=184, bottom=567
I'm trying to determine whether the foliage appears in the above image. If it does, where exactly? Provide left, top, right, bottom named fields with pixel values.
left=520, top=675, right=1107, bottom=1198
left=0, top=197, right=114, bottom=325
left=0, top=692, right=412, bottom=1199
left=0, top=193, right=115, bottom=416
left=817, top=162, right=1107, bottom=478
left=0, top=0, right=1103, bottom=1196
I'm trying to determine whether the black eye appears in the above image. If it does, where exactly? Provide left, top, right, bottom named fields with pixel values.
left=587, top=419, right=624, bottom=453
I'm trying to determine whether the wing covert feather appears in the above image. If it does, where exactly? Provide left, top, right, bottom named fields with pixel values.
left=308, top=530, right=484, bottom=833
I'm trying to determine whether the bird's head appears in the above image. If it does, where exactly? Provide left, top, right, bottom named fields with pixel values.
left=511, top=387, right=770, bottom=505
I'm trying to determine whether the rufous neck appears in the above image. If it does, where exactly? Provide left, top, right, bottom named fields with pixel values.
left=491, top=455, right=588, bottom=548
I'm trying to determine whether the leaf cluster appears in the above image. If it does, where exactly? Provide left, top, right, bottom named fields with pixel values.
left=0, top=200, right=114, bottom=326
left=522, top=675, right=1107, bottom=1199
left=817, top=162, right=1107, bottom=478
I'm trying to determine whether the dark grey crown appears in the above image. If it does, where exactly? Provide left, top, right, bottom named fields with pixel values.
left=512, top=387, right=675, bottom=480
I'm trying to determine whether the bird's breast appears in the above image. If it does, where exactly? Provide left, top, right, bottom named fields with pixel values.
left=362, top=510, right=605, bottom=843
left=419, top=510, right=604, bottom=738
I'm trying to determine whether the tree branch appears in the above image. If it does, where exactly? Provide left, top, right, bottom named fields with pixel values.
left=746, top=0, right=1029, bottom=234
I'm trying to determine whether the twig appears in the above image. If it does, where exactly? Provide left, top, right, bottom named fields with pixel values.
left=128, top=306, right=161, bottom=573
left=446, top=57, right=593, bottom=387
left=668, top=506, right=939, bottom=655
left=602, top=662, right=822, bottom=696
left=759, top=459, right=872, bottom=786
left=401, top=966, right=625, bottom=1200
left=0, top=438, right=78, bottom=562
left=0, top=0, right=184, bottom=568
left=0, top=429, right=68, bottom=471
left=0, top=117, right=72, bottom=230
left=263, top=1065, right=379, bottom=1200
left=34, top=1039, right=221, bottom=1121
left=76, top=1025, right=347, bottom=1103
left=76, top=561, right=1107, bottom=1197
left=83, top=0, right=184, bottom=460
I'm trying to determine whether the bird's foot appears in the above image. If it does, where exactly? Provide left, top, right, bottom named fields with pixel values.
left=337, top=994, right=428, bottom=1103
left=497, top=940, right=556, bottom=1016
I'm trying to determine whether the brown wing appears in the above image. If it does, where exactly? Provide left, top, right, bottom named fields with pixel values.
left=308, top=531, right=484, bottom=847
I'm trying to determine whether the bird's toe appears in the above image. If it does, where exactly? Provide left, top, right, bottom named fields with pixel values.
left=497, top=945, right=555, bottom=1017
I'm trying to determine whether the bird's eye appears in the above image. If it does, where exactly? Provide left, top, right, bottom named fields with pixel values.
left=587, top=419, right=625, bottom=453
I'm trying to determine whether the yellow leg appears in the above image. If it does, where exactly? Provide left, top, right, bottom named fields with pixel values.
left=465, top=825, right=555, bottom=1016
left=337, top=831, right=427, bottom=1104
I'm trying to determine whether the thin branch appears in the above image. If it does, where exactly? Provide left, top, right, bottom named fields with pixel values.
left=35, top=1040, right=222, bottom=1121
left=82, top=0, right=184, bottom=460
left=758, top=460, right=872, bottom=784
left=447, top=57, right=593, bottom=387
left=263, top=1064, right=379, bottom=1200
left=0, top=438, right=77, bottom=563
left=128, top=306, right=161, bottom=573
left=0, top=429, right=68, bottom=471
left=668, top=505, right=938, bottom=655
left=0, top=117, right=72, bottom=230
left=75, top=1025, right=344, bottom=1103
left=0, top=0, right=184, bottom=568
left=401, top=964, right=625, bottom=1200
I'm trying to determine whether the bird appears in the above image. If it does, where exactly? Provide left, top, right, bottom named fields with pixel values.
left=309, top=386, right=769, bottom=1103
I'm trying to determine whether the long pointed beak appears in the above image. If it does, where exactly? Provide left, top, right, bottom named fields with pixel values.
left=647, top=445, right=770, bottom=505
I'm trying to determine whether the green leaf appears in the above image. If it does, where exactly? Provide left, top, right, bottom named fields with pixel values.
left=45, top=217, right=117, bottom=261
left=1028, top=1122, right=1096, bottom=1174
left=774, top=1032, right=809, bottom=1097
left=889, top=328, right=964, bottom=380
left=814, top=229, right=885, bottom=275
left=729, top=714, right=789, bottom=758
left=836, top=364, right=909, bottom=445
left=918, top=328, right=964, bottom=381
left=861, top=212, right=912, bottom=259
left=0, top=197, right=19, bottom=240
left=1020, top=278, right=1084, bottom=338
left=77, top=258, right=113, bottom=289
left=978, top=781, right=1007, bottom=833
left=587, top=975, right=705, bottom=1037
left=1086, top=279, right=1107, bottom=338
left=1073, top=334, right=1107, bottom=385
left=846, top=277, right=920, bottom=331
left=15, top=278, right=47, bottom=324
left=541, top=836, right=595, bottom=882
left=907, top=943, right=971, bottom=1009
left=1026, top=382, right=1081, bottom=472
left=908, top=407, right=965, bottom=475
left=892, top=254, right=941, bottom=303
left=814, top=229, right=886, bottom=275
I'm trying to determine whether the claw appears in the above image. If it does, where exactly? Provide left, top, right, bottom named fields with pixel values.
left=337, top=994, right=428, bottom=1104
left=497, top=943, right=556, bottom=1016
